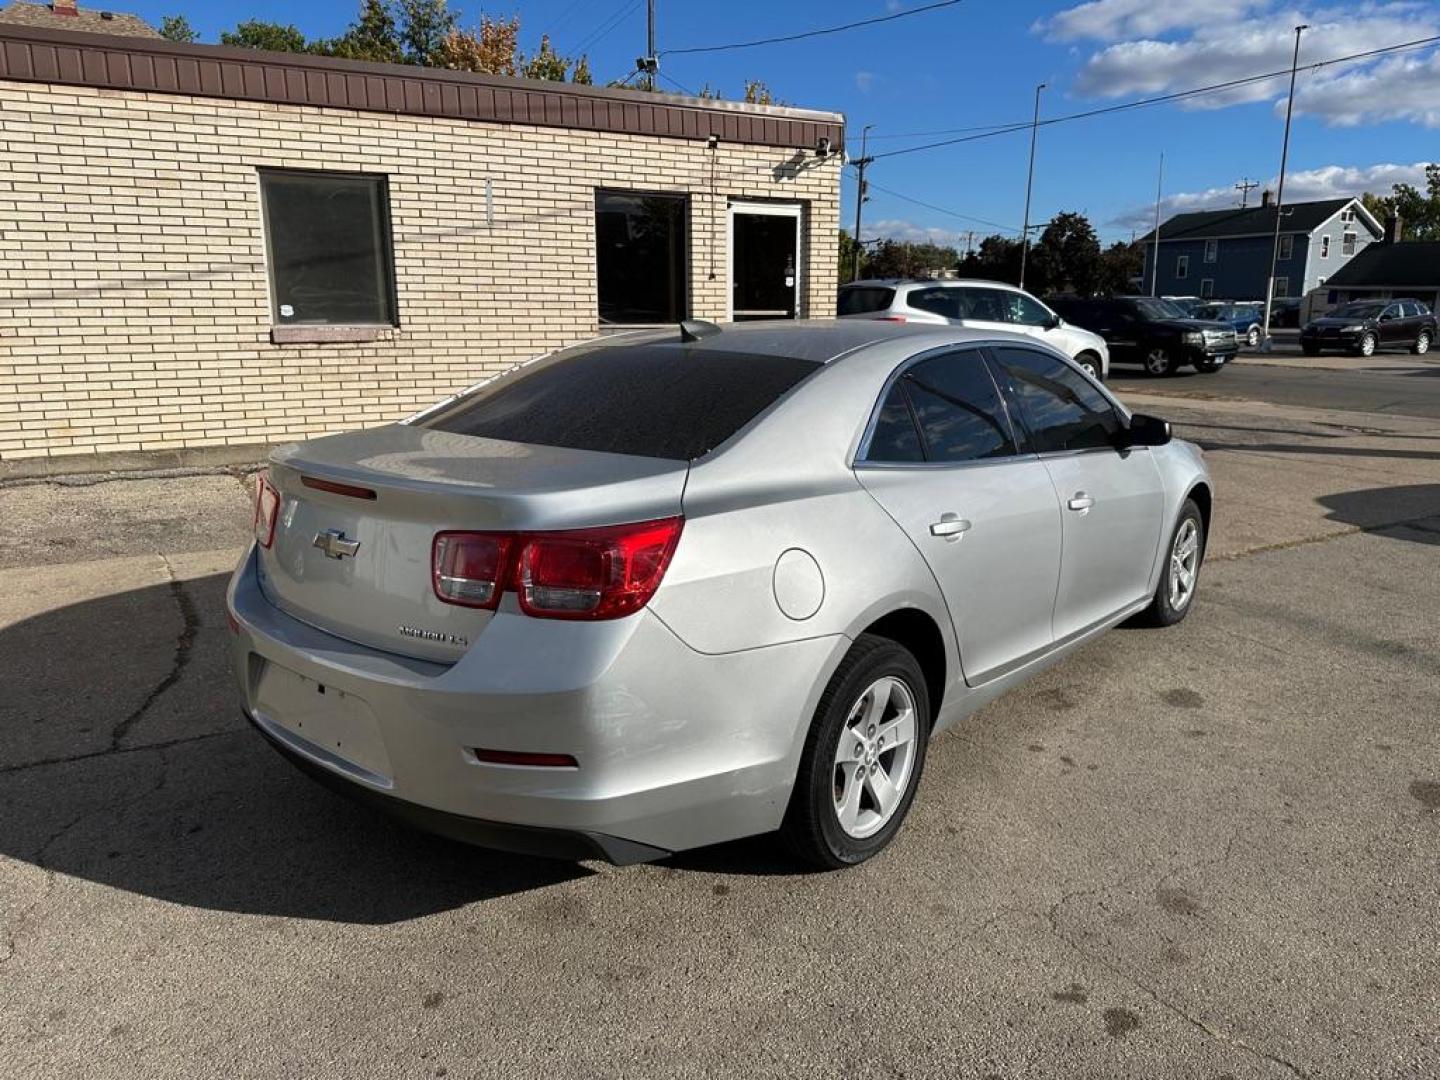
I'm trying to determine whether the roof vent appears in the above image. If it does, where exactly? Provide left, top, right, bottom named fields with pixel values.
left=679, top=319, right=722, bottom=343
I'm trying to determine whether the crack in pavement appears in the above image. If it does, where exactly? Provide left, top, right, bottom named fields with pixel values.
left=108, top=554, right=199, bottom=751
left=1211, top=510, right=1440, bottom=563
left=0, top=729, right=237, bottom=777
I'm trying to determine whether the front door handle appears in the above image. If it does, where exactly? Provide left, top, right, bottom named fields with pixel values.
left=929, top=513, right=972, bottom=540
left=1067, top=492, right=1095, bottom=513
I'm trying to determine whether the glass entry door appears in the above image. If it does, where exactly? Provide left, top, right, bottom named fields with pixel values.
left=729, top=201, right=801, bottom=321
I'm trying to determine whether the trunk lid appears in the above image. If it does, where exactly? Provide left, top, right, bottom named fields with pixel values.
left=257, top=424, right=687, bottom=662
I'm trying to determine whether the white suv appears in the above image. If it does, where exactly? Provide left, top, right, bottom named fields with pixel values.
left=838, top=279, right=1111, bottom=381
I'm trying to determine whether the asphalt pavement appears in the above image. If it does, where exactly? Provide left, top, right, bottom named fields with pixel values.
left=2, top=369, right=1438, bottom=1079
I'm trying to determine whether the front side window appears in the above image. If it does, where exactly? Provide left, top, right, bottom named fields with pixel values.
left=1003, top=291, right=1054, bottom=327
left=1279, top=235, right=1294, bottom=260
left=865, top=350, right=1016, bottom=464
left=1204, top=239, right=1218, bottom=263
left=596, top=191, right=687, bottom=324
left=1175, top=255, right=1189, bottom=280
left=260, top=170, right=396, bottom=326
left=956, top=287, right=1012, bottom=322
left=991, top=346, right=1121, bottom=454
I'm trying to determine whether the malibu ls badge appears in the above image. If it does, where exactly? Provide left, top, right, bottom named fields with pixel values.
left=312, top=529, right=361, bottom=560
left=398, top=625, right=468, bottom=647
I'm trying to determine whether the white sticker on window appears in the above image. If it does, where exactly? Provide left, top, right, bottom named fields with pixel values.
left=279, top=304, right=295, bottom=318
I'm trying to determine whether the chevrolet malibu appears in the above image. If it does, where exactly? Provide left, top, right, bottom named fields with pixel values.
left=228, top=320, right=1211, bottom=869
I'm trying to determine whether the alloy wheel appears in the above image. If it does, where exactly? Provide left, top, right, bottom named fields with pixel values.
left=1145, top=348, right=1171, bottom=375
left=1361, top=333, right=1377, bottom=357
left=1247, top=327, right=1260, bottom=347
left=1169, top=518, right=1200, bottom=611
left=1418, top=332, right=1431, bottom=355
left=832, top=676, right=918, bottom=839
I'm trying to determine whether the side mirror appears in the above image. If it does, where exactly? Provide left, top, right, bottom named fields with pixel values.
left=1121, top=413, right=1172, bottom=448
left=1044, top=314, right=1062, bottom=330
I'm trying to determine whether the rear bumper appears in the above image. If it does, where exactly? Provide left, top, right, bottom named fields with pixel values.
left=227, top=546, right=845, bottom=860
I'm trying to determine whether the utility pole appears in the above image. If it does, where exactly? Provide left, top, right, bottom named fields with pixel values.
left=1235, top=176, right=1260, bottom=207
left=964, top=230, right=975, bottom=259
left=635, top=0, right=658, bottom=91
left=851, top=123, right=874, bottom=282
left=1150, top=152, right=1164, bottom=297
left=1262, top=24, right=1308, bottom=351
left=1018, top=82, right=1046, bottom=290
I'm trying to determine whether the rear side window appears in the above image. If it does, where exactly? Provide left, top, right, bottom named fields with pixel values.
left=865, top=350, right=1016, bottom=464
left=907, top=287, right=962, bottom=319
left=420, top=345, right=819, bottom=461
left=838, top=287, right=896, bottom=315
left=990, top=346, right=1120, bottom=453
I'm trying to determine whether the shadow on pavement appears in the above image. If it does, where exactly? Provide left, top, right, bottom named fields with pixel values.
left=0, top=573, right=588, bottom=924
left=1318, top=485, right=1440, bottom=546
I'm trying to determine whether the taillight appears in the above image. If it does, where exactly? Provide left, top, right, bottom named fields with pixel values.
left=430, top=517, right=684, bottom=621
left=433, top=532, right=514, bottom=609
left=518, top=518, right=684, bottom=620
left=253, top=474, right=280, bottom=549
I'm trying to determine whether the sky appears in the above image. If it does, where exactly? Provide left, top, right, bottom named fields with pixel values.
left=119, top=0, right=1440, bottom=248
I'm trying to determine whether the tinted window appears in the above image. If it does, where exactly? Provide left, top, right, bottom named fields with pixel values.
left=1334, top=302, right=1384, bottom=319
left=838, top=286, right=896, bottom=316
left=1129, top=297, right=1185, bottom=320
left=957, top=287, right=1011, bottom=322
left=260, top=170, right=396, bottom=326
left=596, top=191, right=687, bottom=324
left=907, top=287, right=963, bottom=319
left=1004, top=291, right=1054, bottom=327
left=866, top=351, right=1015, bottom=463
left=1418, top=302, right=1433, bottom=316
left=421, top=345, right=817, bottom=461
left=991, top=347, right=1120, bottom=453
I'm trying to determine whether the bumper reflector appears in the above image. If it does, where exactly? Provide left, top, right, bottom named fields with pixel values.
left=472, top=748, right=579, bottom=769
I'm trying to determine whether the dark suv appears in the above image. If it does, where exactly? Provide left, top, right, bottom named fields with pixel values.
left=1300, top=299, right=1436, bottom=357
left=1046, top=296, right=1238, bottom=376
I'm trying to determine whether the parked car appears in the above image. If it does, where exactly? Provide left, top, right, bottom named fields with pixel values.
left=1270, top=297, right=1302, bottom=329
left=838, top=278, right=1110, bottom=381
left=230, top=320, right=1211, bottom=869
left=1163, top=296, right=1205, bottom=318
left=1046, top=296, right=1238, bottom=375
left=1196, top=302, right=1264, bottom=348
left=1300, top=298, right=1436, bottom=357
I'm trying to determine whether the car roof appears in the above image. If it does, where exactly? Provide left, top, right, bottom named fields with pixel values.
left=842, top=278, right=1024, bottom=292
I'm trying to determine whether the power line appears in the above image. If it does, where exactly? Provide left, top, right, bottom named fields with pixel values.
left=657, top=70, right=699, bottom=97
left=860, top=175, right=1020, bottom=234
left=663, top=0, right=964, bottom=56
left=571, top=0, right=643, bottom=56
left=862, top=121, right=1029, bottom=141
left=872, top=32, right=1440, bottom=161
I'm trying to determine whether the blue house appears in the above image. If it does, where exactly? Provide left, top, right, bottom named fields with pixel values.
left=1139, top=195, right=1384, bottom=301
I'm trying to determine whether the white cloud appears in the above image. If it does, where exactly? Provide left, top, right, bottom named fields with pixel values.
left=855, top=70, right=876, bottom=93
left=1043, top=1, right=1440, bottom=128
left=870, top=218, right=969, bottom=246
left=1107, top=161, right=1428, bottom=229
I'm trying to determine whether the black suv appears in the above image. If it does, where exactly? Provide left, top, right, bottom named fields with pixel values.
left=1300, top=299, right=1436, bottom=357
left=1045, top=296, right=1237, bottom=376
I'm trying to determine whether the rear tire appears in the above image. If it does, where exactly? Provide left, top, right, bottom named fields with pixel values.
left=1134, top=499, right=1205, bottom=628
left=1143, top=347, right=1177, bottom=377
left=780, top=635, right=931, bottom=869
left=1414, top=330, right=1432, bottom=355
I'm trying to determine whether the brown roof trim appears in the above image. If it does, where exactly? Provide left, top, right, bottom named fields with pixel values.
left=0, top=24, right=844, bottom=150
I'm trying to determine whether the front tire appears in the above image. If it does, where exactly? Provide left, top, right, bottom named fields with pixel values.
left=1143, top=347, right=1177, bottom=377
left=1245, top=325, right=1261, bottom=347
left=1414, top=330, right=1432, bottom=355
left=780, top=635, right=931, bottom=869
left=1135, top=499, right=1205, bottom=628
left=1075, top=351, right=1103, bottom=382
left=1353, top=332, right=1377, bottom=357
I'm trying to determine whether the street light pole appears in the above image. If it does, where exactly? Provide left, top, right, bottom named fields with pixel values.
left=1262, top=24, right=1308, bottom=350
left=1150, top=152, right=1164, bottom=297
left=851, top=123, right=874, bottom=282
left=1018, top=82, right=1046, bottom=291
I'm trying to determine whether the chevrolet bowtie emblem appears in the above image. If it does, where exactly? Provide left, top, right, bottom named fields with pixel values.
left=313, top=529, right=361, bottom=559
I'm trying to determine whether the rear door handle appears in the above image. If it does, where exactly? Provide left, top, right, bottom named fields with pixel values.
left=929, top=513, right=972, bottom=540
left=1067, top=492, right=1095, bottom=512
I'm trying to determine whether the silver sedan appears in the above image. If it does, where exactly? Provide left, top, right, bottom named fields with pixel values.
left=228, top=320, right=1211, bottom=868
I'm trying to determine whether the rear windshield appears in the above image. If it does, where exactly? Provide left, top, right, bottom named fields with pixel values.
left=838, top=287, right=896, bottom=315
left=418, top=344, right=821, bottom=461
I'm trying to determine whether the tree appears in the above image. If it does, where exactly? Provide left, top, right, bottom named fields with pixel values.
left=219, top=20, right=308, bottom=53
left=957, top=234, right=1023, bottom=285
left=864, top=239, right=959, bottom=279
left=395, top=0, right=457, bottom=65
left=838, top=229, right=864, bottom=284
left=743, top=80, right=784, bottom=106
left=433, top=15, right=518, bottom=75
left=1029, top=211, right=1102, bottom=295
left=159, top=14, right=197, bottom=43
left=1387, top=163, right=1440, bottom=241
left=325, top=0, right=403, bottom=64
left=1097, top=241, right=1144, bottom=296
left=521, top=33, right=590, bottom=83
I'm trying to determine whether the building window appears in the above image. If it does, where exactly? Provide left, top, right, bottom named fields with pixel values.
left=1203, top=239, right=1218, bottom=263
left=1175, top=254, right=1189, bottom=280
left=1274, top=277, right=1290, bottom=299
left=1278, top=235, right=1294, bottom=260
left=259, top=169, right=397, bottom=326
left=595, top=190, right=688, bottom=324
left=1340, top=208, right=1354, bottom=223
left=1320, top=235, right=1330, bottom=259
left=1200, top=278, right=1214, bottom=298
left=1342, top=231, right=1357, bottom=256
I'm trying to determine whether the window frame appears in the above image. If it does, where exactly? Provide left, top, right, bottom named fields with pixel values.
left=1320, top=235, right=1331, bottom=259
left=1203, top=239, right=1218, bottom=264
left=1175, top=254, right=1189, bottom=280
left=854, top=344, right=1025, bottom=470
left=258, top=167, right=399, bottom=329
left=985, top=344, right=1130, bottom=459
left=1199, top=278, right=1215, bottom=299
left=1342, top=231, right=1357, bottom=256
left=1278, top=234, right=1294, bottom=261
left=1274, top=276, right=1290, bottom=299
left=594, top=188, right=691, bottom=326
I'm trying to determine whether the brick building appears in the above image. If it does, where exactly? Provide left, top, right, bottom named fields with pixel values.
left=0, top=25, right=845, bottom=473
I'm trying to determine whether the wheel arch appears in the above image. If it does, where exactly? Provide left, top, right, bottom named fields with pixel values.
left=1186, top=480, right=1213, bottom=542
left=857, top=608, right=948, bottom=727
